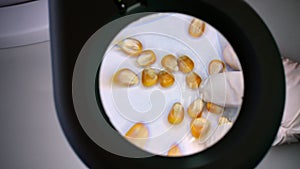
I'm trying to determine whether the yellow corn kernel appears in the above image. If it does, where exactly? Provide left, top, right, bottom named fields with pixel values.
left=137, top=50, right=156, bottom=67
left=188, top=18, right=206, bottom=38
left=177, top=55, right=194, bottom=73
left=206, top=102, right=224, bottom=114
left=187, top=98, right=205, bottom=118
left=142, top=68, right=158, bottom=87
left=168, top=102, right=184, bottom=125
left=208, top=59, right=226, bottom=75
left=167, top=144, right=182, bottom=157
left=158, top=70, right=175, bottom=88
left=125, top=123, right=149, bottom=148
left=161, top=54, right=178, bottom=72
left=118, top=38, right=143, bottom=56
left=113, top=68, right=139, bottom=87
left=186, top=72, right=202, bottom=89
left=190, top=117, right=210, bottom=139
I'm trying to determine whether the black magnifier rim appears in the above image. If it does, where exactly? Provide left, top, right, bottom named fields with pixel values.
left=51, top=0, right=285, bottom=169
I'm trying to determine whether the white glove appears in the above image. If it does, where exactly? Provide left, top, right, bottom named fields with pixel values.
left=273, top=58, right=300, bottom=145
left=200, top=71, right=244, bottom=108
left=199, top=43, right=243, bottom=108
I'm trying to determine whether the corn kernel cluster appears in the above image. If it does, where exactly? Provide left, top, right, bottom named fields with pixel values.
left=112, top=17, right=228, bottom=156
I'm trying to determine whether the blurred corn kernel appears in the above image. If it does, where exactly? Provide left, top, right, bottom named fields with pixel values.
left=118, top=38, right=143, bottom=56
left=168, top=102, right=184, bottom=124
left=161, top=54, right=179, bottom=72
left=159, top=70, right=175, bottom=88
left=190, top=117, right=210, bottom=139
left=125, top=123, right=149, bottom=148
left=137, top=50, right=156, bottom=67
left=142, top=68, right=158, bottom=87
left=206, top=102, right=224, bottom=114
left=188, top=98, right=205, bottom=118
left=218, top=116, right=231, bottom=125
left=208, top=59, right=226, bottom=75
left=178, top=55, right=194, bottom=73
left=167, top=144, right=182, bottom=157
left=188, top=18, right=206, bottom=38
left=186, top=72, right=202, bottom=89
left=113, top=68, right=139, bottom=86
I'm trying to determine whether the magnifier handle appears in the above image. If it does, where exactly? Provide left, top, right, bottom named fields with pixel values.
left=113, top=0, right=147, bottom=14
left=199, top=72, right=244, bottom=108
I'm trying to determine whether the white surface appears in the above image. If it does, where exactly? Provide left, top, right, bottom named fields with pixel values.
left=0, top=41, right=86, bottom=169
left=0, top=0, right=30, bottom=7
left=0, top=0, right=49, bottom=48
left=245, top=0, right=300, bottom=62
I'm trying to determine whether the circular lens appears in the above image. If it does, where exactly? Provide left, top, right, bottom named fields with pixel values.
left=99, top=13, right=244, bottom=157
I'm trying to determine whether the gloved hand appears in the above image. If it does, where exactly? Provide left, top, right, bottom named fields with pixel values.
left=199, top=44, right=244, bottom=146
left=273, top=58, right=300, bottom=145
left=200, top=71, right=244, bottom=108
left=211, top=44, right=300, bottom=146
left=200, top=44, right=244, bottom=108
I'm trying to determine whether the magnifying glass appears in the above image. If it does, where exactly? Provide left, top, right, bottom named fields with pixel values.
left=97, top=12, right=243, bottom=157
left=50, top=0, right=285, bottom=168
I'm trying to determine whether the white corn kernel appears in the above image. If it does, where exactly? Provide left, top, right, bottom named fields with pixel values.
left=137, top=50, right=156, bottom=67
left=186, top=72, right=202, bottom=89
left=187, top=98, right=205, bottom=118
left=208, top=59, right=226, bottom=75
left=113, top=68, right=139, bottom=86
left=218, top=116, right=231, bottom=125
left=161, top=54, right=178, bottom=72
left=118, top=38, right=143, bottom=56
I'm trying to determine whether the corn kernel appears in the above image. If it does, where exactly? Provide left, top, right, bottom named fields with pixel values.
left=186, top=72, right=202, bottom=89
left=118, top=38, right=143, bottom=56
left=137, top=50, right=156, bottom=67
left=142, top=68, right=158, bottom=87
left=188, top=18, right=206, bottom=38
left=218, top=116, right=231, bottom=125
left=161, top=54, right=178, bottom=72
left=187, top=98, right=205, bottom=118
left=125, top=123, right=149, bottom=148
left=206, top=102, right=224, bottom=114
left=168, top=102, right=184, bottom=124
left=208, top=59, right=226, bottom=75
left=190, top=117, right=210, bottom=139
left=158, top=70, right=175, bottom=88
left=167, top=144, right=182, bottom=157
left=113, top=68, right=139, bottom=86
left=177, top=55, right=194, bottom=73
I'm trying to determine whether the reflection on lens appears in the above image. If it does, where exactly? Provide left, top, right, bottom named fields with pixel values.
left=99, top=13, right=244, bottom=157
